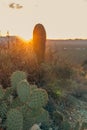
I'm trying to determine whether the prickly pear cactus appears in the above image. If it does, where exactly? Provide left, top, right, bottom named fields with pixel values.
left=29, top=88, right=48, bottom=109
left=17, top=80, right=30, bottom=103
left=23, top=108, right=49, bottom=130
left=11, top=71, right=27, bottom=89
left=0, top=70, right=49, bottom=130
left=35, top=108, right=49, bottom=124
left=7, top=108, right=23, bottom=130
left=23, top=109, right=36, bottom=130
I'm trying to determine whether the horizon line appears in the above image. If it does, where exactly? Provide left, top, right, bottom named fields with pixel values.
left=1, top=35, right=87, bottom=41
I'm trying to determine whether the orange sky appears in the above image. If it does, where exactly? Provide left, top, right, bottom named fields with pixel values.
left=0, top=0, right=87, bottom=40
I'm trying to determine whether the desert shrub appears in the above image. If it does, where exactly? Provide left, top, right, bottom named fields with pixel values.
left=52, top=62, right=73, bottom=80
left=0, top=40, right=39, bottom=88
left=37, top=62, right=75, bottom=95
left=0, top=51, right=13, bottom=88
left=53, top=111, right=64, bottom=126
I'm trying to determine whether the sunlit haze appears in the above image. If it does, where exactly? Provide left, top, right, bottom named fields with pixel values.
left=0, top=0, right=87, bottom=40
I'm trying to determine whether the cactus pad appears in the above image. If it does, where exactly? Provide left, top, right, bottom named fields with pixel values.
left=23, top=109, right=36, bottom=130
left=35, top=108, right=49, bottom=124
left=17, top=80, right=30, bottom=103
left=7, top=108, right=23, bottom=130
left=29, top=88, right=48, bottom=109
left=23, top=108, right=49, bottom=130
left=11, top=71, right=27, bottom=89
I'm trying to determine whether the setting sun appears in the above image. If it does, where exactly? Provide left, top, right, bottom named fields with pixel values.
left=0, top=0, right=87, bottom=40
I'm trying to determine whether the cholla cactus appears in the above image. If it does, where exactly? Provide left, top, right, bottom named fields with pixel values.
left=0, top=71, right=49, bottom=130
left=33, top=23, right=46, bottom=64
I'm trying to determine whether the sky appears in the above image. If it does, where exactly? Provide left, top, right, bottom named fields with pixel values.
left=0, top=0, right=87, bottom=40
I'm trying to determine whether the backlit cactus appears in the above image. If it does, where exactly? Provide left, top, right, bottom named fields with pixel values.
left=33, top=23, right=46, bottom=64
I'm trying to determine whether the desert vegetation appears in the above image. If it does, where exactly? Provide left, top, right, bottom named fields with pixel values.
left=33, top=23, right=46, bottom=64
left=0, top=24, right=87, bottom=130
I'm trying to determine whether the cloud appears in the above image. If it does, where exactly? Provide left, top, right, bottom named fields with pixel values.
left=9, top=3, right=15, bottom=8
left=9, top=3, right=23, bottom=9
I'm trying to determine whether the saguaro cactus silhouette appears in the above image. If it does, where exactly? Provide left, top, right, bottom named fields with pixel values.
left=33, top=23, right=46, bottom=64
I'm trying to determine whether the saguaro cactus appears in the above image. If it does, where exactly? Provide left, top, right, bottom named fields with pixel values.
left=33, top=23, right=46, bottom=64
